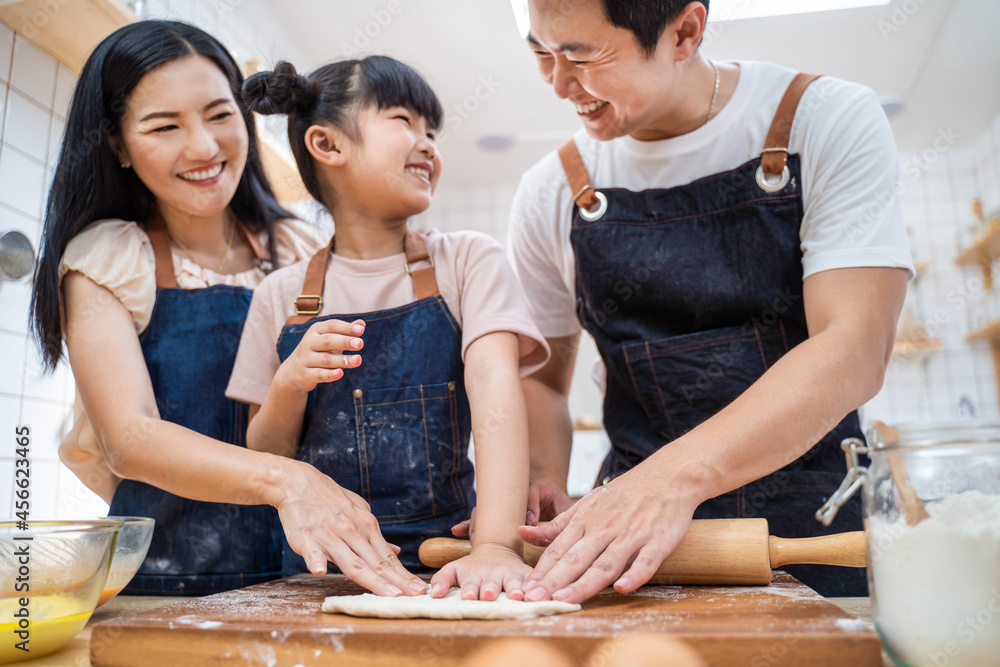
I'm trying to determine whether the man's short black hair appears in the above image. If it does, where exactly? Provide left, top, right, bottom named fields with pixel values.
left=600, top=1, right=710, bottom=58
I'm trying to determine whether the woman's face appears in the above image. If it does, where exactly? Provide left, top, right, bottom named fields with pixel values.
left=114, top=55, right=248, bottom=219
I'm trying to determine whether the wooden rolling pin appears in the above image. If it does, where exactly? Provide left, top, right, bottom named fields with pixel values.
left=419, top=518, right=865, bottom=585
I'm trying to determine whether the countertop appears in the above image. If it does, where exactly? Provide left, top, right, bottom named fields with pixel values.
left=22, top=595, right=893, bottom=666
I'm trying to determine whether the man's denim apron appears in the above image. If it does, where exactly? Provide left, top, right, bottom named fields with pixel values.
left=276, top=228, right=475, bottom=575
left=560, top=74, right=866, bottom=596
left=108, top=211, right=282, bottom=595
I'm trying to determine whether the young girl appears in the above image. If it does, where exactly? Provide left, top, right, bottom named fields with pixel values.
left=227, top=56, right=549, bottom=600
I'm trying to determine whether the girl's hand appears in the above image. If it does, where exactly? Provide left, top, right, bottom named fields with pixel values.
left=275, top=319, right=366, bottom=394
left=428, top=542, right=531, bottom=601
left=274, top=459, right=428, bottom=597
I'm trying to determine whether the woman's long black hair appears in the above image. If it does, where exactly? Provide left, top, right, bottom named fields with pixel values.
left=30, top=19, right=293, bottom=371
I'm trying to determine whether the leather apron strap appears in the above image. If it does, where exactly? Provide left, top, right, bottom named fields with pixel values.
left=760, top=72, right=821, bottom=176
left=285, top=227, right=440, bottom=326
left=146, top=208, right=271, bottom=289
left=557, top=139, right=598, bottom=211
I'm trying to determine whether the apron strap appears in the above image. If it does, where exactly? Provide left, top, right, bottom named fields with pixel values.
left=557, top=139, right=599, bottom=211
left=146, top=209, right=271, bottom=289
left=403, top=227, right=440, bottom=303
left=760, top=73, right=822, bottom=177
left=285, top=227, right=440, bottom=327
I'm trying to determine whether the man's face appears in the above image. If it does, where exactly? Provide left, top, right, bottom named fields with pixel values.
left=527, top=0, right=680, bottom=141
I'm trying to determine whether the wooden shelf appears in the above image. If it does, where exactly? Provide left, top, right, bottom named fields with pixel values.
left=966, top=319, right=1000, bottom=342
left=891, top=338, right=942, bottom=362
left=955, top=225, right=1000, bottom=267
left=0, top=0, right=135, bottom=75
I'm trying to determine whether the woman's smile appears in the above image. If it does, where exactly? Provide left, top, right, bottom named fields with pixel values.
left=177, top=161, right=226, bottom=186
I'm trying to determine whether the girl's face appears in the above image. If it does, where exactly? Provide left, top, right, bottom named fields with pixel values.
left=341, top=104, right=441, bottom=218
left=114, top=55, right=248, bottom=219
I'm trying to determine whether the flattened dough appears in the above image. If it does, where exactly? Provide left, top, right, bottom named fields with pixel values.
left=321, top=587, right=581, bottom=620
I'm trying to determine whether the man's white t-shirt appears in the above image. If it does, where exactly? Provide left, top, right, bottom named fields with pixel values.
left=509, top=60, right=914, bottom=339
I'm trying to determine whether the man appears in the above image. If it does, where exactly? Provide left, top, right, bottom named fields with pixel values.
left=509, top=0, right=912, bottom=602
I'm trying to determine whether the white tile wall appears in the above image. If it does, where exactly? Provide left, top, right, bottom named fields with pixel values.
left=4, top=90, right=51, bottom=162
left=0, top=148, right=45, bottom=218
left=9, top=35, right=55, bottom=107
left=863, top=111, right=1000, bottom=426
left=0, top=2, right=306, bottom=521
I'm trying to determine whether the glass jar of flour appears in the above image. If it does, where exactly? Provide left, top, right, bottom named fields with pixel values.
left=817, top=421, right=1000, bottom=667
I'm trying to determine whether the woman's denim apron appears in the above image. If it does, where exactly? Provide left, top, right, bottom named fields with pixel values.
left=107, top=211, right=282, bottom=595
left=560, top=74, right=866, bottom=596
left=276, top=228, right=475, bottom=575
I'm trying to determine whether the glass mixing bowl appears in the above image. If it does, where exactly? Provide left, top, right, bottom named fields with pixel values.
left=0, top=519, right=122, bottom=664
left=97, top=516, right=155, bottom=607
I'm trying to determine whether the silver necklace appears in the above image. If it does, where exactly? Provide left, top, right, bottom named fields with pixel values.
left=706, top=60, right=720, bottom=124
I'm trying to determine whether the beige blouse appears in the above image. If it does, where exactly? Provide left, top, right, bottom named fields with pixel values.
left=58, top=217, right=328, bottom=334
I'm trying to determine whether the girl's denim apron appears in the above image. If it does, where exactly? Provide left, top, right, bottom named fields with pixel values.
left=560, top=74, right=866, bottom=596
left=276, top=228, right=475, bottom=575
left=108, top=211, right=282, bottom=595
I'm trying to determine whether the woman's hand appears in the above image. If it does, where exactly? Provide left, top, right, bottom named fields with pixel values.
left=428, top=542, right=532, bottom=601
left=275, top=318, right=366, bottom=394
left=273, top=459, right=428, bottom=597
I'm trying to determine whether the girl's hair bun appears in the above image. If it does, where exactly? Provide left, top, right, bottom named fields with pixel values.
left=242, top=61, right=317, bottom=115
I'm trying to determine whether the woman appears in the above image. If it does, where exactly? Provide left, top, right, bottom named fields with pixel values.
left=30, top=20, right=425, bottom=598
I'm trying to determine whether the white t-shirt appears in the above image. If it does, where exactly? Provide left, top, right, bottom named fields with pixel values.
left=509, top=60, right=915, bottom=338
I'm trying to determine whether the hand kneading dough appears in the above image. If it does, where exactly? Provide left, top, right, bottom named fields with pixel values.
left=321, top=587, right=581, bottom=620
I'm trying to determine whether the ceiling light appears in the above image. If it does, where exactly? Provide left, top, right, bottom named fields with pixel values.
left=510, top=0, right=530, bottom=39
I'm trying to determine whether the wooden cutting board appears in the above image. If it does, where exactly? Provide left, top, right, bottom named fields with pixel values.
left=89, top=572, right=880, bottom=666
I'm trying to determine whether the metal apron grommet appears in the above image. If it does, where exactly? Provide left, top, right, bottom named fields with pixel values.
left=755, top=165, right=791, bottom=192
left=578, top=191, right=608, bottom=222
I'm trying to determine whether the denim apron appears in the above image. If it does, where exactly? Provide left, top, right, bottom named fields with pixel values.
left=276, top=228, right=475, bottom=575
left=107, top=211, right=282, bottom=595
left=560, top=73, right=866, bottom=596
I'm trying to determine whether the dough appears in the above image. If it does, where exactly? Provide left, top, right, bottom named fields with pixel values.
left=321, top=587, right=581, bottom=620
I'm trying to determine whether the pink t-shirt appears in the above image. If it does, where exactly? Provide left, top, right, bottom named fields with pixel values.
left=226, top=228, right=550, bottom=406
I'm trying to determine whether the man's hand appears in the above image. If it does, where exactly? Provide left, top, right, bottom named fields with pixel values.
left=519, top=464, right=699, bottom=605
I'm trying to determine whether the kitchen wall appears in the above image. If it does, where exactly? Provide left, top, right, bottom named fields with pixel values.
left=0, top=0, right=307, bottom=520
left=863, top=111, right=1000, bottom=426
